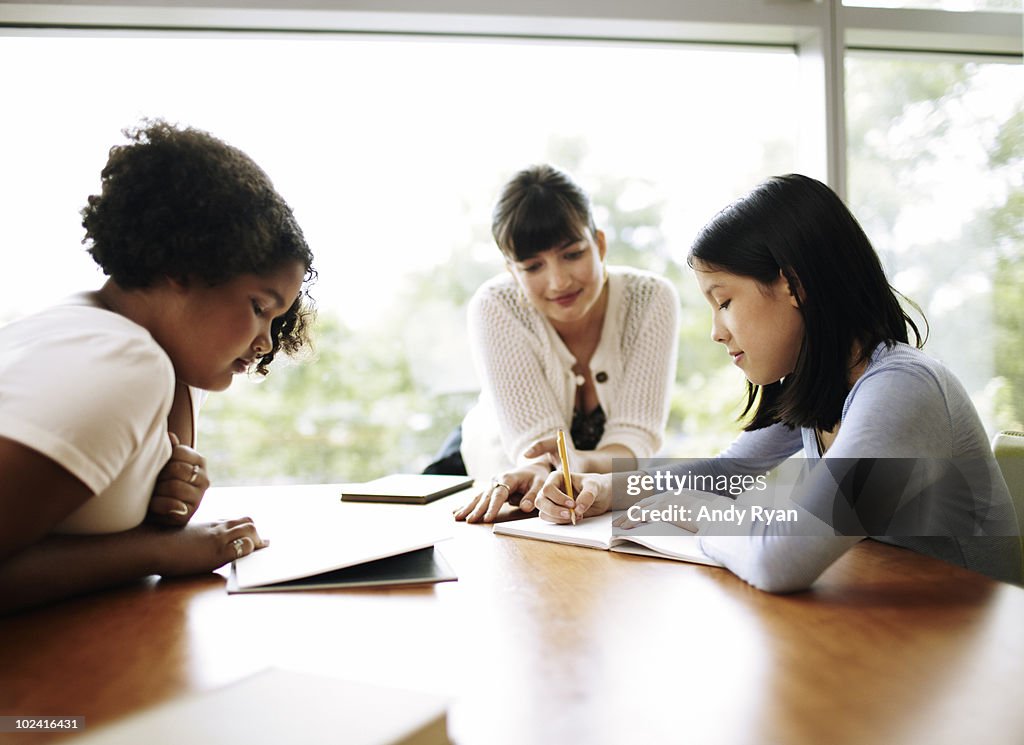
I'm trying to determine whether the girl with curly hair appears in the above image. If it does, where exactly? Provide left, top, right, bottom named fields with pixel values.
left=0, top=120, right=316, bottom=613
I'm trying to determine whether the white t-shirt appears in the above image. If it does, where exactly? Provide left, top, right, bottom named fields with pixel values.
left=462, top=266, right=679, bottom=478
left=0, top=303, right=175, bottom=534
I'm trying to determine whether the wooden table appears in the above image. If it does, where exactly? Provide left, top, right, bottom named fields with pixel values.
left=3, top=484, right=1024, bottom=745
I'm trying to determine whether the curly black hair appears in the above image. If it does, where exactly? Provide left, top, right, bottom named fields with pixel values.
left=81, top=119, right=316, bottom=375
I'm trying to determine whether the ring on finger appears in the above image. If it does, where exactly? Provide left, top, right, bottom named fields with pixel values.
left=492, top=481, right=510, bottom=495
left=188, top=464, right=199, bottom=485
left=231, top=537, right=246, bottom=558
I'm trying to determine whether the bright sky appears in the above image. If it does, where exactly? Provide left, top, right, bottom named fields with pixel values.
left=0, top=32, right=799, bottom=324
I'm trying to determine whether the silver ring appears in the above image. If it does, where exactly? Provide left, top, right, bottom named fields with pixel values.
left=188, top=464, right=199, bottom=485
left=231, top=538, right=246, bottom=558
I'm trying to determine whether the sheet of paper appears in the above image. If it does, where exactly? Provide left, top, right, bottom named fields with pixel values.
left=66, top=668, right=450, bottom=745
left=492, top=512, right=617, bottom=549
left=494, top=511, right=722, bottom=566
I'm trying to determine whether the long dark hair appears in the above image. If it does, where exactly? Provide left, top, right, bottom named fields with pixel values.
left=688, top=174, right=926, bottom=432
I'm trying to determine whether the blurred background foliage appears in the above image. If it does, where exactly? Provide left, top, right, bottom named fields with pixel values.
left=847, top=56, right=1023, bottom=432
left=200, top=57, right=1022, bottom=484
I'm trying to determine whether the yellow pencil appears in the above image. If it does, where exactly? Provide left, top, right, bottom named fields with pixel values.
left=556, top=429, right=576, bottom=525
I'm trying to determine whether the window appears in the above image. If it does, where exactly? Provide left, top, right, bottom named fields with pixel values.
left=0, top=32, right=799, bottom=482
left=2, top=1, right=1020, bottom=482
left=846, top=53, right=1024, bottom=433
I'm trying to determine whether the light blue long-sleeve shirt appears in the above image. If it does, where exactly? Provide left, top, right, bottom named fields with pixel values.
left=688, top=342, right=1022, bottom=592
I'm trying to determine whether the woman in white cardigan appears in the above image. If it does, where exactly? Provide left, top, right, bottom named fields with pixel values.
left=454, top=165, right=679, bottom=523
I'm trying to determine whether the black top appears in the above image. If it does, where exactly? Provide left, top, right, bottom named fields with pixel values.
left=571, top=404, right=606, bottom=451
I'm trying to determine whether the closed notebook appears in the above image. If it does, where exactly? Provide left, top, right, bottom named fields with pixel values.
left=230, top=509, right=454, bottom=592
left=66, top=668, right=450, bottom=745
left=227, top=546, right=456, bottom=593
left=493, top=512, right=723, bottom=567
left=340, top=474, right=474, bottom=505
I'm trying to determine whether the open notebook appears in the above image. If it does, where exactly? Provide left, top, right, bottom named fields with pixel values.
left=493, top=512, right=723, bottom=567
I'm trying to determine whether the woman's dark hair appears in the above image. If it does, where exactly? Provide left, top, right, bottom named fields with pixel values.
left=688, top=173, right=926, bottom=432
left=81, top=119, right=316, bottom=375
left=491, top=164, right=597, bottom=262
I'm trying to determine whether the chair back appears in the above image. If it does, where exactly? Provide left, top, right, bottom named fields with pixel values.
left=992, top=430, right=1024, bottom=575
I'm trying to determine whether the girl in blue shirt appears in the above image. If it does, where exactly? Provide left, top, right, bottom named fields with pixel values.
left=536, top=174, right=1020, bottom=591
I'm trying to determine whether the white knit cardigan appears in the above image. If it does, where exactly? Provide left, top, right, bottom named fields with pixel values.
left=461, top=265, right=679, bottom=479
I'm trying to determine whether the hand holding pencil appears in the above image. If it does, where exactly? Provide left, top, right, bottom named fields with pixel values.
left=533, top=439, right=615, bottom=525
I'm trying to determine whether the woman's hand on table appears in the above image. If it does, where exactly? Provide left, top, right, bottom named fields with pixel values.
left=454, top=463, right=551, bottom=523
left=612, top=490, right=704, bottom=533
left=152, top=517, right=268, bottom=576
